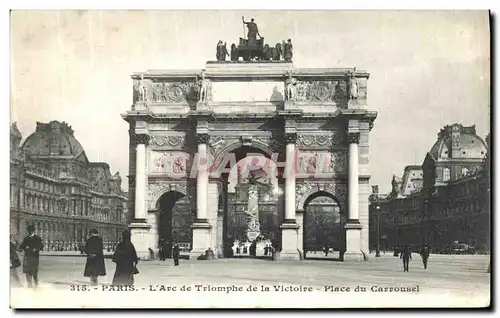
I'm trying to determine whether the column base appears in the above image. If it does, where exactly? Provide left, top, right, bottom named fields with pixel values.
left=129, top=223, right=153, bottom=260
left=196, top=101, right=211, bottom=111
left=279, top=222, right=300, bottom=261
left=190, top=222, right=212, bottom=260
left=343, top=251, right=365, bottom=262
left=344, top=222, right=365, bottom=262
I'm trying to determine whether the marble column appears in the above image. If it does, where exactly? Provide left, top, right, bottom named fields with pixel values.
left=344, top=132, right=364, bottom=261
left=190, top=133, right=212, bottom=259
left=134, top=134, right=148, bottom=221
left=280, top=133, right=300, bottom=260
left=129, top=134, right=153, bottom=260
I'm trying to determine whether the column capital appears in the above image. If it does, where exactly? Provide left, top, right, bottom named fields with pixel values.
left=197, top=133, right=210, bottom=144
left=133, top=134, right=150, bottom=145
left=284, top=133, right=297, bottom=144
left=347, top=132, right=360, bottom=144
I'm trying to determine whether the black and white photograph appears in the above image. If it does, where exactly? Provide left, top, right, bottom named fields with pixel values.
left=8, top=9, right=491, bottom=308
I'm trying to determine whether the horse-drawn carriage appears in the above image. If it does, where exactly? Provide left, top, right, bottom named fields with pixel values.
left=235, top=37, right=286, bottom=62
left=217, top=18, right=292, bottom=62
left=237, top=37, right=265, bottom=61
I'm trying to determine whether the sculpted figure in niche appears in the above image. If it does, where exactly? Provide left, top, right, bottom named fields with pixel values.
left=347, top=71, right=359, bottom=100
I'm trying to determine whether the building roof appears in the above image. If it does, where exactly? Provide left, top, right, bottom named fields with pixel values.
left=21, top=121, right=87, bottom=160
left=428, top=124, right=487, bottom=161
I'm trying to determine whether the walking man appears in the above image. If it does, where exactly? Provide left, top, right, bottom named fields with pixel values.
left=20, top=224, right=44, bottom=288
left=83, top=229, right=106, bottom=285
left=420, top=245, right=430, bottom=269
left=400, top=245, right=412, bottom=272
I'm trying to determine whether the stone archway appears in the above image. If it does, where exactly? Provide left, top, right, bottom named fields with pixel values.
left=156, top=190, right=194, bottom=259
left=301, top=192, right=344, bottom=260
left=213, top=143, right=283, bottom=259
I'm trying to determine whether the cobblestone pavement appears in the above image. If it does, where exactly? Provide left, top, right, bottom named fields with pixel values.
left=10, top=254, right=490, bottom=308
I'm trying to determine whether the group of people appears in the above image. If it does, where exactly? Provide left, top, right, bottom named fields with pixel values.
left=397, top=245, right=430, bottom=272
left=10, top=225, right=142, bottom=288
left=158, top=239, right=180, bottom=266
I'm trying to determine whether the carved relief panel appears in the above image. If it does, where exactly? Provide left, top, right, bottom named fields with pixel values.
left=149, top=151, right=190, bottom=177
left=150, top=82, right=198, bottom=104
left=133, top=78, right=198, bottom=105
left=296, top=150, right=347, bottom=176
left=294, top=80, right=348, bottom=103
left=297, top=133, right=345, bottom=150
left=149, top=134, right=187, bottom=151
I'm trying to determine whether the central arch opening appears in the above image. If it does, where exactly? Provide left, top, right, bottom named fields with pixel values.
left=219, top=145, right=285, bottom=259
left=158, top=190, right=193, bottom=259
left=303, top=191, right=344, bottom=260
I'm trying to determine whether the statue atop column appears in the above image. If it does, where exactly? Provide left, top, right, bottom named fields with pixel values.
left=285, top=71, right=297, bottom=101
left=197, top=70, right=209, bottom=103
left=347, top=69, right=359, bottom=100
left=137, top=73, right=147, bottom=103
left=242, top=16, right=262, bottom=47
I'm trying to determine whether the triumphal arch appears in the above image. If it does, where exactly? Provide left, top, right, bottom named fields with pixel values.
left=122, top=27, right=377, bottom=262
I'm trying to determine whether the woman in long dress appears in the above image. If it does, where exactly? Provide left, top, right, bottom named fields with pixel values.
left=112, top=231, right=139, bottom=286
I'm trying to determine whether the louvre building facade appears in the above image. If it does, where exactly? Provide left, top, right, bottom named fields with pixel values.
left=369, top=124, right=491, bottom=253
left=10, top=121, right=128, bottom=251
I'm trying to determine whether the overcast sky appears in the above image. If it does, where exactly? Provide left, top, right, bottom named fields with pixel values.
left=10, top=10, right=490, bottom=193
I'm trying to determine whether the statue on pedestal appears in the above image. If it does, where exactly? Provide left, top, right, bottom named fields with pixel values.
left=216, top=40, right=229, bottom=61
left=283, top=39, right=293, bottom=61
left=230, top=44, right=238, bottom=61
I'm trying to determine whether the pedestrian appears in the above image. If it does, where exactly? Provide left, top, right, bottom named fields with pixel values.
left=172, top=242, right=180, bottom=266
left=112, top=230, right=139, bottom=286
left=83, top=229, right=106, bottom=286
left=158, top=239, right=165, bottom=261
left=324, top=245, right=329, bottom=257
left=420, top=245, right=430, bottom=269
left=400, top=245, right=412, bottom=272
left=10, top=233, right=22, bottom=287
left=19, top=224, right=44, bottom=288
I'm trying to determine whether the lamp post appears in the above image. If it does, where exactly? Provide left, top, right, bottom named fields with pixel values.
left=375, top=205, right=381, bottom=257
